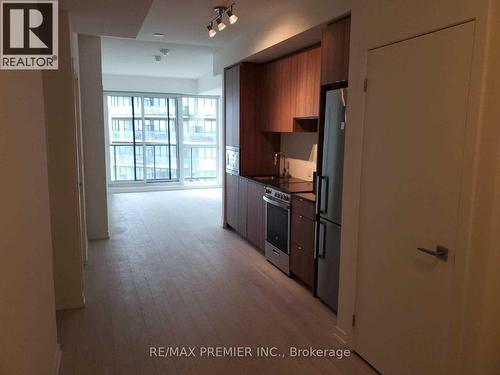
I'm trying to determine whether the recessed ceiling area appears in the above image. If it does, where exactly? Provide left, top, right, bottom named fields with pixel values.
left=101, top=37, right=217, bottom=79
left=136, top=0, right=292, bottom=46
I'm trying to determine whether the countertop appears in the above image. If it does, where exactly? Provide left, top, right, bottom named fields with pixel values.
left=293, top=192, right=316, bottom=202
left=243, top=175, right=314, bottom=194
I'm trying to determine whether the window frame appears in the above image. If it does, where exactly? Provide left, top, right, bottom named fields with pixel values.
left=104, top=91, right=221, bottom=191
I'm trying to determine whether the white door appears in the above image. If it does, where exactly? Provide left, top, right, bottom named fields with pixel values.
left=354, top=22, right=475, bottom=375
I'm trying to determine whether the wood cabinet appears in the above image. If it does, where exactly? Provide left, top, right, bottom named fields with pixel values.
left=237, top=176, right=248, bottom=238
left=261, top=46, right=321, bottom=133
left=226, top=175, right=266, bottom=251
left=246, top=179, right=266, bottom=251
left=224, top=65, right=240, bottom=147
left=224, top=63, right=280, bottom=175
left=226, top=172, right=239, bottom=230
left=226, top=173, right=250, bottom=238
left=321, top=16, right=351, bottom=85
left=290, top=196, right=316, bottom=288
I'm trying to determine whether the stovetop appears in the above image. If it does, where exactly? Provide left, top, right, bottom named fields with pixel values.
left=252, top=176, right=314, bottom=193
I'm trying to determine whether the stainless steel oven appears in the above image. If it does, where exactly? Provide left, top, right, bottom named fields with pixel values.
left=263, top=187, right=291, bottom=275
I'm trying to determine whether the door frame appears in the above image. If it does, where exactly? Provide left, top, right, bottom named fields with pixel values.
left=336, top=17, right=489, bottom=375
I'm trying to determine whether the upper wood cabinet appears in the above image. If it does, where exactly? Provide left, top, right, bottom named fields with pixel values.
left=321, top=16, right=351, bottom=85
left=224, top=65, right=240, bottom=147
left=261, top=46, right=321, bottom=133
left=224, top=63, right=280, bottom=175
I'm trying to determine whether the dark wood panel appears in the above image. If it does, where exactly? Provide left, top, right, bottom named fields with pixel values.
left=237, top=176, right=248, bottom=238
left=246, top=180, right=266, bottom=251
left=291, top=213, right=315, bottom=253
left=226, top=172, right=238, bottom=229
left=232, top=65, right=240, bottom=147
left=239, top=63, right=280, bottom=176
left=262, top=46, right=321, bottom=132
left=224, top=67, right=233, bottom=147
left=321, top=16, right=351, bottom=85
left=292, top=195, right=316, bottom=220
left=290, top=242, right=315, bottom=288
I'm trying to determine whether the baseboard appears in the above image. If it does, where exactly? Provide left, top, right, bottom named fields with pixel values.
left=87, top=231, right=110, bottom=240
left=53, top=344, right=61, bottom=375
left=55, top=293, right=85, bottom=310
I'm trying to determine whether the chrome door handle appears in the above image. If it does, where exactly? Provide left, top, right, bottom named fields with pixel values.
left=417, top=245, right=448, bottom=261
left=319, top=176, right=329, bottom=214
left=317, top=221, right=326, bottom=259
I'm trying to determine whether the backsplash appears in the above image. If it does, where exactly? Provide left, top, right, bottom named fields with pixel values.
left=280, top=132, right=318, bottom=181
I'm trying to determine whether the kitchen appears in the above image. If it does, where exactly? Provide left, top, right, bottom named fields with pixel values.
left=224, top=16, right=350, bottom=313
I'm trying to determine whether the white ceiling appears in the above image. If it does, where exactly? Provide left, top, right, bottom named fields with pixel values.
left=66, top=0, right=345, bottom=79
left=136, top=0, right=292, bottom=46
left=101, top=38, right=216, bottom=79
left=60, top=0, right=153, bottom=37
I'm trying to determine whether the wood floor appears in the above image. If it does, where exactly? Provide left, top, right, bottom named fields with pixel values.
left=57, top=188, right=376, bottom=375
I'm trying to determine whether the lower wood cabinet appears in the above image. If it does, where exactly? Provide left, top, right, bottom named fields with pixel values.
left=226, top=175, right=265, bottom=251
left=226, top=172, right=239, bottom=230
left=290, top=243, right=314, bottom=287
left=237, top=176, right=248, bottom=238
left=247, top=179, right=266, bottom=251
left=290, top=197, right=316, bottom=288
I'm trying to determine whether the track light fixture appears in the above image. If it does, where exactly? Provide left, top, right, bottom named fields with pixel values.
left=206, top=3, right=238, bottom=37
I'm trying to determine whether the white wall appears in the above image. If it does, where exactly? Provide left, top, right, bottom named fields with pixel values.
left=102, top=73, right=222, bottom=97
left=280, top=132, right=318, bottom=181
left=197, top=73, right=222, bottom=96
left=79, top=35, right=109, bottom=240
left=43, top=10, right=85, bottom=309
left=0, top=72, right=60, bottom=375
left=341, top=1, right=498, bottom=374
left=103, top=74, right=198, bottom=94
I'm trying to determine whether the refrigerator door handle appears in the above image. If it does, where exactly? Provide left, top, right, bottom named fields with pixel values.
left=317, top=221, right=327, bottom=258
left=319, top=176, right=329, bottom=214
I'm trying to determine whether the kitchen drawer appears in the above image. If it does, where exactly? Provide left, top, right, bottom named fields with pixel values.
left=291, top=212, right=315, bottom=252
left=290, top=242, right=314, bottom=287
left=292, top=195, right=315, bottom=220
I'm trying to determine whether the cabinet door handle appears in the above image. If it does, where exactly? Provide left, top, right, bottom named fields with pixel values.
left=299, top=215, right=303, bottom=219
left=297, top=246, right=303, bottom=250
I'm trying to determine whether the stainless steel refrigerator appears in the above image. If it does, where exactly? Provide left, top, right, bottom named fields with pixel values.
left=316, top=87, right=347, bottom=313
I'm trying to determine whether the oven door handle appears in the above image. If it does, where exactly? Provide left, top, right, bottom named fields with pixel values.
left=263, top=196, right=290, bottom=209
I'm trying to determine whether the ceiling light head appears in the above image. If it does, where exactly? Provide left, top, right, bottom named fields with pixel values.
left=214, top=6, right=227, bottom=31
left=159, top=48, right=170, bottom=56
left=216, top=17, right=226, bottom=31
left=207, top=23, right=216, bottom=37
left=153, top=32, right=165, bottom=38
left=227, top=8, right=238, bottom=24
left=153, top=55, right=162, bottom=63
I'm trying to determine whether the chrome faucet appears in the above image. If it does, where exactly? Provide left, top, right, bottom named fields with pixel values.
left=274, top=152, right=287, bottom=177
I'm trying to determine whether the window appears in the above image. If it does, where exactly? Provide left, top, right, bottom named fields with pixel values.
left=181, top=97, right=218, bottom=183
left=105, top=93, right=219, bottom=188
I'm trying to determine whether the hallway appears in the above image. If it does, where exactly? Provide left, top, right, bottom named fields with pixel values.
left=56, top=189, right=375, bottom=375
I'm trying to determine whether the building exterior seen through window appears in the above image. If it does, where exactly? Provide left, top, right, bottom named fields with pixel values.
left=105, top=94, right=219, bottom=187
